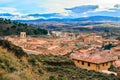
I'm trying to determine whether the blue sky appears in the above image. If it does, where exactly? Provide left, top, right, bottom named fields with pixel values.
left=0, top=0, right=120, bottom=20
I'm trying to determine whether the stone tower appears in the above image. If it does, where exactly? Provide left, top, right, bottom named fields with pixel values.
left=20, top=32, right=27, bottom=42
left=47, top=30, right=50, bottom=36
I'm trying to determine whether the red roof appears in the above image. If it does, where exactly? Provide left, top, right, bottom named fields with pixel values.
left=25, top=40, right=47, bottom=45
left=70, top=50, right=117, bottom=64
left=113, top=47, right=120, bottom=51
left=114, top=60, right=120, bottom=68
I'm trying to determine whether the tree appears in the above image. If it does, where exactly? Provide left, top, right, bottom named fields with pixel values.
left=0, top=18, right=48, bottom=36
left=103, top=43, right=115, bottom=50
left=116, top=36, right=120, bottom=41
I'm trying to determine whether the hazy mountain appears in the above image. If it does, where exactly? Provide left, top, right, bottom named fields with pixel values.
left=27, top=13, right=61, bottom=18
left=15, top=16, right=120, bottom=22
left=0, top=12, right=120, bottom=22
left=0, top=13, right=14, bottom=16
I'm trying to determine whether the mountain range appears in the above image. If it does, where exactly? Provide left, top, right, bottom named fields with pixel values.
left=15, top=16, right=120, bottom=23
left=0, top=13, right=120, bottom=22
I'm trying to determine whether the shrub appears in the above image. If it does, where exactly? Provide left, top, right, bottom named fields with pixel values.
left=108, top=65, right=119, bottom=72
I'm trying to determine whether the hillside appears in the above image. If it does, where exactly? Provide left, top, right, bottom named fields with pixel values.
left=0, top=39, right=118, bottom=80
left=0, top=18, right=48, bottom=36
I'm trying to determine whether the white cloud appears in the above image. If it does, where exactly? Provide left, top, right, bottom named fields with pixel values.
left=11, top=16, right=39, bottom=20
left=0, top=0, right=120, bottom=14
left=40, top=0, right=120, bottom=13
left=0, top=15, right=44, bottom=20
left=0, top=0, right=120, bottom=19
left=0, top=7, right=24, bottom=15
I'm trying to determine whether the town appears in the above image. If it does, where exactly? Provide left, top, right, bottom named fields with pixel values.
left=4, top=31, right=120, bottom=76
left=1, top=0, right=120, bottom=79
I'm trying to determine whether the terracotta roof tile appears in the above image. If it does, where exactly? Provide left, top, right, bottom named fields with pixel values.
left=70, top=50, right=117, bottom=64
left=114, top=60, right=120, bottom=67
left=113, top=47, right=120, bottom=51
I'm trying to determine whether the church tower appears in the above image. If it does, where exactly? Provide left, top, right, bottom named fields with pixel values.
left=20, top=32, right=27, bottom=42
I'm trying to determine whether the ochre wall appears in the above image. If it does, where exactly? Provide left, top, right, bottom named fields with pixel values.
left=73, top=60, right=97, bottom=71
left=98, top=62, right=112, bottom=70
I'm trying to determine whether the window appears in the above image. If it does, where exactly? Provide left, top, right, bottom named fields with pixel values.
left=82, top=61, right=84, bottom=65
left=103, top=63, right=104, bottom=66
left=88, top=62, right=90, bottom=66
left=110, top=61, right=113, bottom=65
left=106, top=62, right=108, bottom=66
left=98, top=65, right=100, bottom=70
left=78, top=60, right=80, bottom=63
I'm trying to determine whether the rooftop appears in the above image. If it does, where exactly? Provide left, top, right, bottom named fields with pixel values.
left=70, top=50, right=117, bottom=64
left=114, top=60, right=120, bottom=68
left=113, top=47, right=120, bottom=51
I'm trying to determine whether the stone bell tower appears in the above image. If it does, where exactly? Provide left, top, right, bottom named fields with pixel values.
left=20, top=32, right=27, bottom=42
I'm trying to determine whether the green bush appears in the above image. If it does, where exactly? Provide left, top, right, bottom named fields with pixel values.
left=49, top=76, right=56, bottom=80
left=108, top=65, right=119, bottom=72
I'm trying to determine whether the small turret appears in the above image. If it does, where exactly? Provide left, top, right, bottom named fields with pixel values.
left=20, top=32, right=27, bottom=42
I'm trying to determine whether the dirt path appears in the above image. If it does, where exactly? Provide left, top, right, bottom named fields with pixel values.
left=101, top=70, right=117, bottom=76
left=23, top=49, right=41, bottom=55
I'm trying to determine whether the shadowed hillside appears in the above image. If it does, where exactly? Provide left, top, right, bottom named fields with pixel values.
left=0, top=18, right=48, bottom=36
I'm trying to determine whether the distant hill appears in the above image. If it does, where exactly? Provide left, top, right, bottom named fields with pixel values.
left=0, top=18, right=48, bottom=36
left=14, top=16, right=120, bottom=32
left=28, top=13, right=60, bottom=18
left=0, top=13, right=14, bottom=16
left=15, top=16, right=120, bottom=22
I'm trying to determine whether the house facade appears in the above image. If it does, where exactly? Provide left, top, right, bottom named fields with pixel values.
left=70, top=50, right=117, bottom=71
left=73, top=59, right=114, bottom=71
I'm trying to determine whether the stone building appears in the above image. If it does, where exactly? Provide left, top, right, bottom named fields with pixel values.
left=78, top=33, right=103, bottom=44
left=103, top=39, right=119, bottom=46
left=20, top=32, right=27, bottom=42
left=70, top=50, right=117, bottom=71
left=111, top=47, right=120, bottom=59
